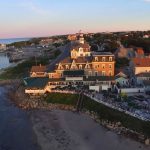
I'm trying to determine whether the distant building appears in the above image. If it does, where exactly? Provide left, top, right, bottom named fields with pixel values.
left=0, top=44, right=6, bottom=51
left=68, top=34, right=77, bottom=41
left=136, top=72, right=150, bottom=85
left=136, top=72, right=150, bottom=91
left=115, top=69, right=129, bottom=87
left=143, top=35, right=150, bottom=39
left=135, top=47, right=145, bottom=58
left=130, top=58, right=150, bottom=75
left=39, top=39, right=53, bottom=47
left=30, top=64, right=47, bottom=77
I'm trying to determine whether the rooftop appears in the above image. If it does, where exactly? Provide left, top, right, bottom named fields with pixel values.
left=24, top=77, right=49, bottom=88
left=133, top=58, right=150, bottom=67
left=71, top=42, right=90, bottom=50
left=84, top=76, right=115, bottom=81
left=63, top=70, right=85, bottom=76
left=31, top=65, right=47, bottom=73
left=60, top=57, right=92, bottom=64
left=92, top=52, right=113, bottom=56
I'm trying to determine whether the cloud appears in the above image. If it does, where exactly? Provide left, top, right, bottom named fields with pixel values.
left=20, top=1, right=50, bottom=15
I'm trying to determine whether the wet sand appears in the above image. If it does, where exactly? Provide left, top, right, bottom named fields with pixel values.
left=29, top=110, right=149, bottom=150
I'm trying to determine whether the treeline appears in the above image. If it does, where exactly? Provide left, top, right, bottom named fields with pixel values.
left=7, top=38, right=41, bottom=48
left=121, top=38, right=150, bottom=53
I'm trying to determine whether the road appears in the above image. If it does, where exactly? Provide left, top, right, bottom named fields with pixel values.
left=48, top=43, right=71, bottom=72
left=0, top=87, right=40, bottom=150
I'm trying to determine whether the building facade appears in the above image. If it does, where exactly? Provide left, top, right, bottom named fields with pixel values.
left=130, top=58, right=150, bottom=75
left=52, top=35, right=115, bottom=78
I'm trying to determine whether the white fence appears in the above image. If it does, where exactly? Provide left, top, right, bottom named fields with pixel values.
left=116, top=87, right=145, bottom=94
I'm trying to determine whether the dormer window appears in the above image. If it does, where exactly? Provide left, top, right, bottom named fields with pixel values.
left=95, top=57, right=98, bottom=61
left=109, top=57, right=112, bottom=61
left=102, top=57, right=105, bottom=62
left=58, top=63, right=64, bottom=70
left=85, top=63, right=90, bottom=69
left=79, top=48, right=83, bottom=52
left=66, top=65, right=69, bottom=69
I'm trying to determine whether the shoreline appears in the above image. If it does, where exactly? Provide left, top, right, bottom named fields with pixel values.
left=3, top=82, right=149, bottom=146
left=0, top=82, right=149, bottom=148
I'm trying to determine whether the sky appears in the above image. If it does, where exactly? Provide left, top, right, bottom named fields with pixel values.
left=0, top=0, right=150, bottom=39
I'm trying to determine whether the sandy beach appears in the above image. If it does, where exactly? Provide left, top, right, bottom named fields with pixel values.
left=29, top=109, right=149, bottom=150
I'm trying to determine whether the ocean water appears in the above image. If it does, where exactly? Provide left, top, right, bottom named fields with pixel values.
left=0, top=38, right=31, bottom=44
left=0, top=53, right=12, bottom=69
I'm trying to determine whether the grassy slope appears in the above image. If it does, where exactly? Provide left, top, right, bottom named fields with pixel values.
left=46, top=93, right=150, bottom=137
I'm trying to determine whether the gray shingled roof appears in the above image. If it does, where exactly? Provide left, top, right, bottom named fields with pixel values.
left=24, top=77, right=49, bottom=88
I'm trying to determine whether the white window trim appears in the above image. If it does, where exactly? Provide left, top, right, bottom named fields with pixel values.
left=102, top=71, right=106, bottom=76
left=102, top=57, right=105, bottom=62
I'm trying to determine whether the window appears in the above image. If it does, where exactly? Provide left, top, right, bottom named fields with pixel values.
left=102, top=71, right=105, bottom=76
left=71, top=51, right=76, bottom=58
left=95, top=57, right=98, bottom=61
left=89, top=71, right=92, bottom=76
left=66, top=65, right=69, bottom=69
left=72, top=65, right=77, bottom=70
left=95, top=65, right=98, bottom=69
left=109, top=57, right=112, bottom=61
left=79, top=48, right=83, bottom=52
left=109, top=64, right=112, bottom=69
left=109, top=71, right=112, bottom=76
left=102, top=64, right=105, bottom=69
left=95, top=71, right=98, bottom=76
left=79, top=65, right=82, bottom=69
left=86, top=64, right=90, bottom=69
left=102, top=57, right=105, bottom=62
left=58, top=64, right=63, bottom=70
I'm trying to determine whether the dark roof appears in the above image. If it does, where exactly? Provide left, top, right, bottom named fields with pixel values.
left=84, top=76, right=115, bottom=81
left=24, top=77, right=49, bottom=88
left=136, top=72, right=150, bottom=77
left=60, top=57, right=92, bottom=64
left=49, top=78, right=65, bottom=82
left=115, top=76, right=127, bottom=80
left=92, top=52, right=113, bottom=56
left=63, top=70, right=85, bottom=76
left=71, top=42, right=90, bottom=51
left=143, top=80, right=150, bottom=86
